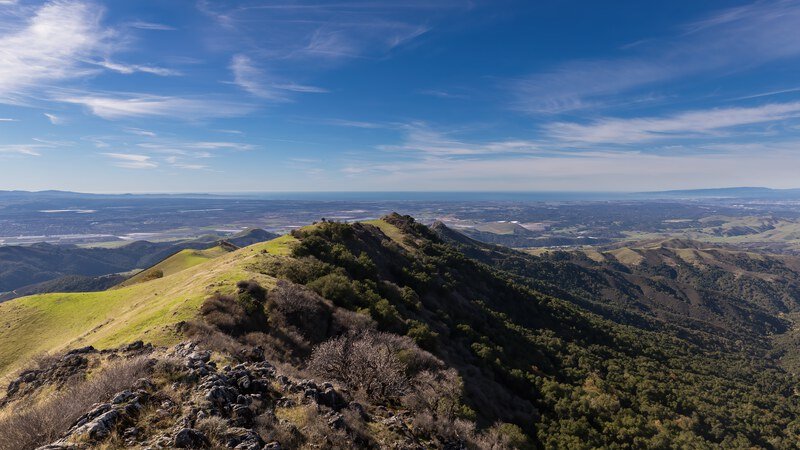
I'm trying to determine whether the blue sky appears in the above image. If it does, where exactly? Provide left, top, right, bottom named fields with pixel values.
left=2, top=0, right=800, bottom=192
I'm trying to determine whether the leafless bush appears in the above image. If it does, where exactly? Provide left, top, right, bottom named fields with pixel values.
left=331, top=307, right=375, bottom=333
left=404, top=368, right=464, bottom=421
left=308, top=332, right=414, bottom=401
left=269, top=281, right=332, bottom=343
left=0, top=356, right=151, bottom=450
left=474, top=422, right=535, bottom=450
left=184, top=320, right=247, bottom=356
left=414, top=413, right=478, bottom=446
left=28, top=352, right=63, bottom=372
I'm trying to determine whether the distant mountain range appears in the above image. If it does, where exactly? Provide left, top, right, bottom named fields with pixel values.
left=639, top=186, right=800, bottom=199
left=5, top=187, right=800, bottom=202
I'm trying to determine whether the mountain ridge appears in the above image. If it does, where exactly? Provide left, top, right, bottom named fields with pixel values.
left=1, top=215, right=800, bottom=448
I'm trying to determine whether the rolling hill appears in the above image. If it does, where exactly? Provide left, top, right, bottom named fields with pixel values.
left=0, top=228, right=277, bottom=301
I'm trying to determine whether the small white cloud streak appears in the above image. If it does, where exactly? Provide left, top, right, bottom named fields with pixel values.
left=57, top=93, right=253, bottom=120
left=546, top=101, right=800, bottom=144
left=123, top=127, right=156, bottom=137
left=0, top=144, right=41, bottom=156
left=0, top=118, right=17, bottom=122
left=43, top=113, right=63, bottom=124
left=128, top=21, right=175, bottom=31
left=379, top=123, right=545, bottom=156
left=93, top=59, right=180, bottom=76
left=272, top=83, right=329, bottom=93
left=230, top=54, right=327, bottom=100
left=230, top=54, right=283, bottom=100
left=102, top=152, right=157, bottom=169
left=137, top=141, right=254, bottom=152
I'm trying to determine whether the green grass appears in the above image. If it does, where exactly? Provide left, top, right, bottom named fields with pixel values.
left=0, top=238, right=285, bottom=379
left=363, top=219, right=406, bottom=244
left=118, top=245, right=230, bottom=287
left=246, top=233, right=298, bottom=256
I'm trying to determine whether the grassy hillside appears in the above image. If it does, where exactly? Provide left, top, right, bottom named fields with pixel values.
left=0, top=229, right=277, bottom=301
left=0, top=236, right=296, bottom=379
left=117, top=245, right=231, bottom=287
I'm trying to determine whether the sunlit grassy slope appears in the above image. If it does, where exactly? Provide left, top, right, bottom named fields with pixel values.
left=0, top=234, right=299, bottom=379
left=118, top=246, right=231, bottom=288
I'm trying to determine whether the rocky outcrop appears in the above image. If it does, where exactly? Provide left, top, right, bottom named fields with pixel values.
left=37, top=379, right=154, bottom=449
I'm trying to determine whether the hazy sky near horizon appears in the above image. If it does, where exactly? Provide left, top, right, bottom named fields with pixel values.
left=2, top=0, right=800, bottom=192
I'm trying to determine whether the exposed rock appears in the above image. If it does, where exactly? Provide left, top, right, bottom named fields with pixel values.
left=224, top=427, right=264, bottom=449
left=174, top=428, right=210, bottom=448
left=66, top=346, right=96, bottom=355
left=232, top=404, right=255, bottom=427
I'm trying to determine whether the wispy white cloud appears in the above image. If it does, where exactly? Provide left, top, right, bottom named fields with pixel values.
left=732, top=87, right=800, bottom=101
left=102, top=152, right=157, bottom=169
left=139, top=141, right=250, bottom=155
left=0, top=118, right=17, bottom=122
left=230, top=54, right=283, bottom=100
left=43, top=113, right=63, bottom=125
left=128, top=21, right=175, bottom=31
left=321, top=118, right=388, bottom=129
left=173, top=163, right=208, bottom=170
left=272, top=83, right=329, bottom=94
left=379, top=123, right=545, bottom=156
left=0, top=1, right=108, bottom=102
left=512, top=1, right=800, bottom=113
left=417, top=89, right=468, bottom=99
left=0, top=144, right=41, bottom=156
left=230, top=54, right=327, bottom=100
left=202, top=2, right=467, bottom=62
left=545, top=101, right=800, bottom=144
left=123, top=127, right=156, bottom=137
left=93, top=59, right=180, bottom=76
left=57, top=93, right=253, bottom=120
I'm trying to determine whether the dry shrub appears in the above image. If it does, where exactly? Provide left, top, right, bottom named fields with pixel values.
left=308, top=332, right=422, bottom=401
left=139, top=268, right=164, bottom=282
left=152, top=356, right=189, bottom=383
left=331, top=307, right=375, bottom=333
left=0, top=356, right=151, bottom=450
left=268, top=280, right=376, bottom=345
left=196, top=415, right=228, bottom=446
left=300, top=407, right=351, bottom=449
left=269, top=280, right=333, bottom=343
left=255, top=411, right=304, bottom=448
left=184, top=320, right=247, bottom=356
left=198, top=281, right=268, bottom=336
left=474, top=422, right=536, bottom=450
left=404, top=368, right=464, bottom=421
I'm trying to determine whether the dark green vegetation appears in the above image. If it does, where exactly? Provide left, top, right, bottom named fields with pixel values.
left=0, top=228, right=275, bottom=301
left=258, top=215, right=800, bottom=448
